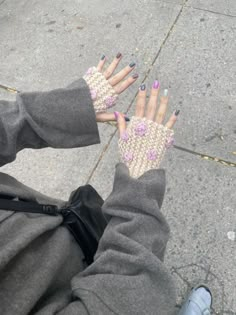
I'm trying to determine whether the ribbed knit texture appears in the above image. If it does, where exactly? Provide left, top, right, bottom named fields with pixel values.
left=83, top=67, right=117, bottom=113
left=119, top=116, right=174, bottom=178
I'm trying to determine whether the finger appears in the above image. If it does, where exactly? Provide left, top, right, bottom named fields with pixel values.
left=145, top=80, right=160, bottom=121
left=135, top=84, right=146, bottom=118
left=96, top=112, right=130, bottom=123
left=115, top=112, right=127, bottom=137
left=97, top=55, right=106, bottom=72
left=108, top=62, right=136, bottom=86
left=103, top=53, right=122, bottom=79
left=155, top=89, right=169, bottom=124
left=114, top=73, right=139, bottom=94
left=165, top=110, right=180, bottom=129
left=96, top=112, right=116, bottom=122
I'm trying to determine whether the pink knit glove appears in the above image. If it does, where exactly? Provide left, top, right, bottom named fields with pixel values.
left=83, top=67, right=118, bottom=113
left=118, top=116, right=174, bottom=178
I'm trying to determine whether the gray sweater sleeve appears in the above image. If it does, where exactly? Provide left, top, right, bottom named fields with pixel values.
left=0, top=78, right=100, bottom=167
left=58, top=163, right=176, bottom=315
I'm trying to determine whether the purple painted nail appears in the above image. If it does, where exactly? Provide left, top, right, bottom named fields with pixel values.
left=114, top=111, right=119, bottom=120
left=152, top=80, right=160, bottom=89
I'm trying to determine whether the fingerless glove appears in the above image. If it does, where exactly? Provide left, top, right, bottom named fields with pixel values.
left=119, top=116, right=174, bottom=178
left=83, top=67, right=118, bottom=113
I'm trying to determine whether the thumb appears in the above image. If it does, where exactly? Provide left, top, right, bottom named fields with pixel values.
left=96, top=112, right=130, bottom=123
left=114, top=112, right=127, bottom=137
left=96, top=112, right=118, bottom=122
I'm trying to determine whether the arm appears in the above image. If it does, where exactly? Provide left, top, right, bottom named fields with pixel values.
left=56, top=82, right=179, bottom=315
left=0, top=79, right=99, bottom=167
left=58, top=83, right=179, bottom=315
left=56, top=164, right=176, bottom=315
left=74, top=164, right=176, bottom=314
left=0, top=55, right=139, bottom=167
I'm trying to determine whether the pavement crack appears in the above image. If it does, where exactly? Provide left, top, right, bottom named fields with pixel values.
left=174, top=145, right=236, bottom=167
left=140, top=0, right=188, bottom=84
left=86, top=140, right=114, bottom=184
left=86, top=7, right=186, bottom=183
left=87, top=0, right=236, bottom=182
left=0, top=84, right=19, bottom=94
left=186, top=5, right=236, bottom=18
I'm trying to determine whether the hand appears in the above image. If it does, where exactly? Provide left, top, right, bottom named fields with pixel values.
left=116, top=82, right=179, bottom=178
left=83, top=53, right=138, bottom=122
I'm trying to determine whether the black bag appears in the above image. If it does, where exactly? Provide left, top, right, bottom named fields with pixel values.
left=0, top=185, right=107, bottom=265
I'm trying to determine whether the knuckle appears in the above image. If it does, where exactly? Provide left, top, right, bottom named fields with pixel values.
left=160, top=98, right=168, bottom=105
left=151, top=90, right=159, bottom=96
left=149, top=102, right=157, bottom=108
left=157, top=113, right=164, bottom=120
left=138, top=92, right=146, bottom=98
left=105, top=70, right=111, bottom=77
left=137, top=102, right=145, bottom=110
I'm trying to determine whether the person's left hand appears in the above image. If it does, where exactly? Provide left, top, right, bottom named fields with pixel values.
left=84, top=53, right=138, bottom=122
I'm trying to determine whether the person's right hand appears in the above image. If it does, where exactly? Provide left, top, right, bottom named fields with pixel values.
left=116, top=82, right=179, bottom=178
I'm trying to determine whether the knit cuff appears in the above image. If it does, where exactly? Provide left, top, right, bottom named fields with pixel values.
left=83, top=67, right=118, bottom=113
left=118, top=117, right=174, bottom=178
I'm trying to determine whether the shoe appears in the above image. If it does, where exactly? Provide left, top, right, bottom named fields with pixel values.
left=178, top=284, right=212, bottom=315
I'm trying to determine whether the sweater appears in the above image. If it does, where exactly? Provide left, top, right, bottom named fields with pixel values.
left=0, top=78, right=176, bottom=315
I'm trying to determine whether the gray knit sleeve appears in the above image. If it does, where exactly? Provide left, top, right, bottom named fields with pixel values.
left=0, top=78, right=100, bottom=167
left=61, top=163, right=176, bottom=315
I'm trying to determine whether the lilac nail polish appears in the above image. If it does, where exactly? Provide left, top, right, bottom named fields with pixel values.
left=114, top=111, right=119, bottom=120
left=152, top=80, right=160, bottom=89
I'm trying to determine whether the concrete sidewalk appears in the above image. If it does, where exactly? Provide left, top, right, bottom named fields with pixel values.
left=0, top=0, right=235, bottom=313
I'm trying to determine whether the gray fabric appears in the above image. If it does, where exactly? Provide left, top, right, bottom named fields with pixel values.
left=0, top=78, right=100, bottom=166
left=0, top=79, right=176, bottom=315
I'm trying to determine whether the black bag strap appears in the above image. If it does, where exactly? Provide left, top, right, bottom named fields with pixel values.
left=0, top=198, right=60, bottom=216
left=0, top=185, right=106, bottom=265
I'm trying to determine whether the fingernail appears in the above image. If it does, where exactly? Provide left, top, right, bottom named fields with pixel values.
left=129, top=62, right=136, bottom=68
left=116, top=52, right=122, bottom=59
left=174, top=109, right=180, bottom=116
left=114, top=111, right=119, bottom=120
left=152, top=80, right=160, bottom=89
left=125, top=115, right=130, bottom=122
left=132, top=73, right=139, bottom=79
left=140, top=83, right=146, bottom=91
left=163, top=89, right=168, bottom=97
left=101, top=54, right=105, bottom=60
